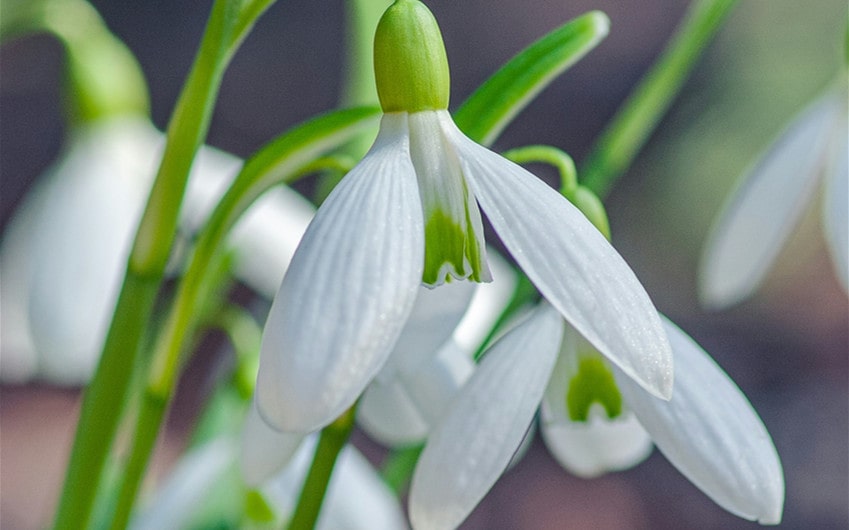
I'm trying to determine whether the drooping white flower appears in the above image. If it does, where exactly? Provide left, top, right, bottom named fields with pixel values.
left=256, top=0, right=673, bottom=436
left=0, top=118, right=163, bottom=384
left=700, top=89, right=848, bottom=308
left=0, top=116, right=314, bottom=385
left=409, top=303, right=785, bottom=529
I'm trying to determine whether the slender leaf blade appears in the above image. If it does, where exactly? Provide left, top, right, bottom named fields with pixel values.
left=455, top=11, right=610, bottom=147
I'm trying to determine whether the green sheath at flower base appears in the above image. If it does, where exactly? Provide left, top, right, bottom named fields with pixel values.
left=373, top=0, right=450, bottom=112
left=566, top=355, right=623, bottom=422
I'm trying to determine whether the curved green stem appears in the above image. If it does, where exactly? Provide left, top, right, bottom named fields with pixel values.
left=580, top=0, right=739, bottom=198
left=503, top=145, right=610, bottom=237
left=503, top=145, right=578, bottom=197
left=2, top=0, right=149, bottom=123
left=287, top=407, right=357, bottom=530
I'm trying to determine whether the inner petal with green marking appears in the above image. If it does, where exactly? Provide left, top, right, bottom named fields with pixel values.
left=566, top=354, right=623, bottom=422
left=408, top=110, right=490, bottom=286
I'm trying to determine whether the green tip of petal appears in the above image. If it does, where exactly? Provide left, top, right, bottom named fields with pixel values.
left=374, top=0, right=450, bottom=112
left=244, top=489, right=276, bottom=523
left=566, top=356, right=623, bottom=422
left=422, top=208, right=488, bottom=286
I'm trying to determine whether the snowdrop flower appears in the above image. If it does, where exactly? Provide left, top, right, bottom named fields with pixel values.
left=133, top=426, right=407, bottom=530
left=0, top=116, right=314, bottom=385
left=410, top=303, right=785, bottom=529
left=0, top=117, right=163, bottom=384
left=256, top=0, right=673, bottom=437
left=700, top=89, right=848, bottom=308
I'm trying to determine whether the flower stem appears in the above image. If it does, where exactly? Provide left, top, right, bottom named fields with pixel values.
left=51, top=273, right=159, bottom=530
left=287, top=407, right=357, bottom=530
left=580, top=0, right=739, bottom=198
left=51, top=2, right=243, bottom=528
left=503, top=145, right=578, bottom=197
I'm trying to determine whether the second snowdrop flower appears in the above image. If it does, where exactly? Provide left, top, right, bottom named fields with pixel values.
left=700, top=88, right=848, bottom=308
left=257, top=0, right=673, bottom=434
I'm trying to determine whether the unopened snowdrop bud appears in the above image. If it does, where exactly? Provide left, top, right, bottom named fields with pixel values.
left=374, top=0, right=450, bottom=112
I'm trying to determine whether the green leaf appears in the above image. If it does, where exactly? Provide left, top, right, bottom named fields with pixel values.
left=454, top=11, right=610, bottom=147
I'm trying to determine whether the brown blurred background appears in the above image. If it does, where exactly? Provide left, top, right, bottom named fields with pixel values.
left=1, top=0, right=847, bottom=528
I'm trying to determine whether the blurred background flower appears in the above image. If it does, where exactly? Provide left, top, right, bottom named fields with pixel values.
left=1, top=0, right=845, bottom=528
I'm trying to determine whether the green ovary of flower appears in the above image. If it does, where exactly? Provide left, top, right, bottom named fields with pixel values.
left=423, top=208, right=486, bottom=285
left=566, top=356, right=623, bottom=421
left=373, top=0, right=450, bottom=113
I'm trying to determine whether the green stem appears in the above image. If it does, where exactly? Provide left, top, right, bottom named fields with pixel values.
left=130, top=0, right=241, bottom=275
left=108, top=392, right=168, bottom=530
left=580, top=0, right=739, bottom=198
left=52, top=2, right=244, bottom=528
left=287, top=408, right=357, bottom=530
left=52, top=274, right=159, bottom=530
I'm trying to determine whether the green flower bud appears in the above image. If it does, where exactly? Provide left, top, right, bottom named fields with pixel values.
left=373, top=0, right=450, bottom=112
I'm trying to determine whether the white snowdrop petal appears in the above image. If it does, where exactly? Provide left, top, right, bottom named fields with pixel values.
left=408, top=111, right=491, bottom=286
left=540, top=409, right=653, bottom=479
left=700, top=93, right=842, bottom=309
left=379, top=280, right=475, bottom=380
left=615, top=318, right=785, bottom=524
left=27, top=119, right=161, bottom=385
left=409, top=303, right=563, bottom=530
left=358, top=377, right=431, bottom=447
left=0, top=174, right=45, bottom=383
left=317, top=446, right=410, bottom=530
left=256, top=113, right=424, bottom=433
left=822, top=108, right=848, bottom=292
left=399, top=339, right=475, bottom=428
left=229, top=187, right=316, bottom=299
left=445, top=119, right=673, bottom=399
left=452, top=249, right=517, bottom=352
left=360, top=338, right=476, bottom=447
left=241, top=401, right=305, bottom=487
